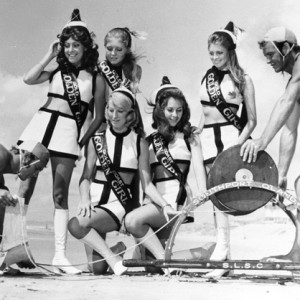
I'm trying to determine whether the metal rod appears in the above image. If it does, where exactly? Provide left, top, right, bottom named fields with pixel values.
left=123, top=259, right=300, bottom=271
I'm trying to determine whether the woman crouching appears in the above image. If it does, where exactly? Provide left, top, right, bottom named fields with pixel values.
left=124, top=77, right=207, bottom=265
left=68, top=86, right=173, bottom=275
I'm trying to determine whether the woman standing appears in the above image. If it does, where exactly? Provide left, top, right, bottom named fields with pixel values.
left=68, top=87, right=171, bottom=275
left=199, top=22, right=256, bottom=278
left=100, top=27, right=145, bottom=93
left=17, top=9, right=106, bottom=274
left=82, top=27, right=146, bottom=273
left=125, top=77, right=207, bottom=266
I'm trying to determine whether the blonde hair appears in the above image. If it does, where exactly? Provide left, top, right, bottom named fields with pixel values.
left=105, top=92, right=138, bottom=130
left=104, top=28, right=143, bottom=94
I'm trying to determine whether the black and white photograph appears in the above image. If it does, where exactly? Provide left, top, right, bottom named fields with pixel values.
left=1, top=0, right=300, bottom=299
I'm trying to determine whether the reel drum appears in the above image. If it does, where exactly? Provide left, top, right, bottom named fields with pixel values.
left=207, top=145, right=278, bottom=215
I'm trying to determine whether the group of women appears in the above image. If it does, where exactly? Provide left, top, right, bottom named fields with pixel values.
left=16, top=9, right=257, bottom=277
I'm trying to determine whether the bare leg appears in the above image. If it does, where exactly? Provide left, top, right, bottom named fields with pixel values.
left=262, top=175, right=300, bottom=262
left=68, top=207, right=126, bottom=275
left=125, top=204, right=173, bottom=275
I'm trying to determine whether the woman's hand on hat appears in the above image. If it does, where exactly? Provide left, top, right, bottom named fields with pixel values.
left=77, top=198, right=96, bottom=217
left=48, top=40, right=62, bottom=59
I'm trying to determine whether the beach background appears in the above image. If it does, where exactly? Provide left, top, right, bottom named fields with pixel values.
left=1, top=0, right=300, bottom=299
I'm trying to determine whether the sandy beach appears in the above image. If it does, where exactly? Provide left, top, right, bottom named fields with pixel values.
left=2, top=163, right=300, bottom=300
left=2, top=198, right=300, bottom=300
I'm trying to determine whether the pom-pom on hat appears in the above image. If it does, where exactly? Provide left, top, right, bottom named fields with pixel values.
left=111, top=27, right=148, bottom=48
left=213, top=21, right=243, bottom=50
left=152, top=76, right=178, bottom=104
left=63, top=8, right=87, bottom=29
left=112, top=86, right=136, bottom=107
left=263, top=27, right=297, bottom=44
left=18, top=141, right=50, bottom=168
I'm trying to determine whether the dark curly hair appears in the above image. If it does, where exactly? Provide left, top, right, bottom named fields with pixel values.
left=149, top=88, right=193, bottom=143
left=57, top=26, right=99, bottom=74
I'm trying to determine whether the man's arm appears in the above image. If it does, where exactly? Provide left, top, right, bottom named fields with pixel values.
left=241, top=59, right=300, bottom=162
left=0, top=145, right=17, bottom=206
left=277, top=104, right=300, bottom=184
left=0, top=174, right=16, bottom=207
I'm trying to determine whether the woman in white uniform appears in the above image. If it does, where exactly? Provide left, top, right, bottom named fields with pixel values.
left=68, top=87, right=171, bottom=275
left=125, top=77, right=207, bottom=265
left=17, top=9, right=106, bottom=274
left=199, top=22, right=257, bottom=278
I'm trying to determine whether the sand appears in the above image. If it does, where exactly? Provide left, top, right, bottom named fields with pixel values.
left=1, top=205, right=300, bottom=300
left=2, top=170, right=300, bottom=299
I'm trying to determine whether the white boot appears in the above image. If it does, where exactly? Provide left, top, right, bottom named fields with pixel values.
left=136, top=227, right=171, bottom=275
left=204, top=209, right=231, bottom=279
left=52, top=209, right=81, bottom=275
left=80, top=229, right=127, bottom=276
left=136, top=227, right=165, bottom=259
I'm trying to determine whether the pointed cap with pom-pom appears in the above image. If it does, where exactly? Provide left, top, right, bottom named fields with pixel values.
left=63, top=8, right=87, bottom=29
left=152, top=76, right=178, bottom=104
left=213, top=21, right=244, bottom=50
left=110, top=27, right=148, bottom=48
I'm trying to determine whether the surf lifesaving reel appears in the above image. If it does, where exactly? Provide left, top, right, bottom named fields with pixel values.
left=124, top=145, right=300, bottom=273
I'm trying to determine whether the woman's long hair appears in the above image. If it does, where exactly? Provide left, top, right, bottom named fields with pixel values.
left=149, top=88, right=193, bottom=143
left=208, top=33, right=245, bottom=91
left=57, top=26, right=99, bottom=74
left=104, top=28, right=143, bottom=93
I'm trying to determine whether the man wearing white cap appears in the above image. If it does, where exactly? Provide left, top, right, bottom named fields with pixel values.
left=241, top=27, right=300, bottom=191
left=0, top=141, right=49, bottom=274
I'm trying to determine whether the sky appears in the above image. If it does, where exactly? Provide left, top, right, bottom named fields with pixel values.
left=1, top=0, right=300, bottom=189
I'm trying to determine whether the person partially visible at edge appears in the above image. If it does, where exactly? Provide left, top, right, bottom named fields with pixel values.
left=241, top=27, right=300, bottom=192
left=0, top=141, right=49, bottom=275
left=68, top=86, right=173, bottom=276
left=83, top=27, right=147, bottom=272
left=16, top=9, right=106, bottom=275
left=124, top=77, right=208, bottom=274
left=240, top=27, right=300, bottom=262
left=198, top=21, right=256, bottom=278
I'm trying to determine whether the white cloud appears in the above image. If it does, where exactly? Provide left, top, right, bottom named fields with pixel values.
left=0, top=70, right=47, bottom=147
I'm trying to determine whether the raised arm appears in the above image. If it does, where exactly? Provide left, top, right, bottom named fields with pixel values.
left=79, top=74, right=107, bottom=148
left=23, top=40, right=61, bottom=85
